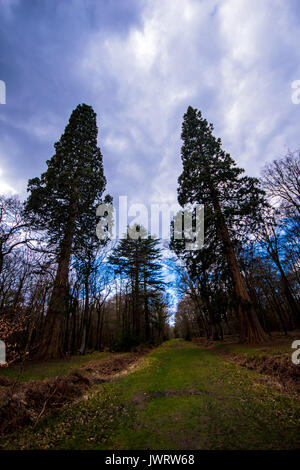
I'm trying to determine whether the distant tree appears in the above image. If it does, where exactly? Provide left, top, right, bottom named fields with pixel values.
left=261, top=151, right=300, bottom=216
left=260, top=152, right=300, bottom=326
left=0, top=195, right=32, bottom=278
left=174, top=296, right=194, bottom=341
left=171, top=231, right=231, bottom=341
left=281, top=216, right=300, bottom=289
left=176, top=106, right=269, bottom=343
left=75, top=241, right=112, bottom=356
left=24, top=104, right=108, bottom=359
left=256, top=212, right=300, bottom=327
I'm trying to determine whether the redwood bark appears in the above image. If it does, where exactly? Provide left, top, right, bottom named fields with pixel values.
left=37, top=205, right=77, bottom=359
left=210, top=186, right=269, bottom=343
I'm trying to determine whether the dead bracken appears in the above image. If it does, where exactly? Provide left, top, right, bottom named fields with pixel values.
left=0, top=351, right=146, bottom=440
left=225, top=353, right=300, bottom=393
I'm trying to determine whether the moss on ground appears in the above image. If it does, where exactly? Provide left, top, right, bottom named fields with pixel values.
left=1, top=339, right=299, bottom=450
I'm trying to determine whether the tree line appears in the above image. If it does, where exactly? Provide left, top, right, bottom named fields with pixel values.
left=0, top=104, right=170, bottom=362
left=0, top=103, right=299, bottom=363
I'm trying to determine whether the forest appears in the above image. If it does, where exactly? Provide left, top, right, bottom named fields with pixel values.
left=0, top=103, right=299, bottom=364
left=2, top=0, right=300, bottom=454
left=0, top=103, right=299, bottom=451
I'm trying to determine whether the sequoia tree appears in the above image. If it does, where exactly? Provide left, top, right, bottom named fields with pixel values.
left=177, top=106, right=269, bottom=343
left=24, top=104, right=107, bottom=359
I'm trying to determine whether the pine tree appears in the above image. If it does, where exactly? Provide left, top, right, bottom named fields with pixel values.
left=24, top=104, right=108, bottom=359
left=109, top=225, right=164, bottom=345
left=140, top=235, right=164, bottom=341
left=177, top=106, right=269, bottom=343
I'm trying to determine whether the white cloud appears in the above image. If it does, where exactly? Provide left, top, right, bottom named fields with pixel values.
left=0, top=140, right=28, bottom=197
left=79, top=0, right=220, bottom=204
left=104, top=134, right=128, bottom=153
left=3, top=0, right=300, bottom=206
left=216, top=0, right=300, bottom=173
left=0, top=167, right=17, bottom=195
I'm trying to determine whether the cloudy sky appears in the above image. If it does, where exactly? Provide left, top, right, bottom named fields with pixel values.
left=1, top=0, right=300, bottom=211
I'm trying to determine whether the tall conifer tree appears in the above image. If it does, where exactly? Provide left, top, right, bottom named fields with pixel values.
left=109, top=225, right=164, bottom=344
left=24, top=104, right=107, bottom=358
left=177, top=106, right=269, bottom=343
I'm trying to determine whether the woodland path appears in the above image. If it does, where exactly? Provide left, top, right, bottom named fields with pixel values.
left=3, top=339, right=300, bottom=449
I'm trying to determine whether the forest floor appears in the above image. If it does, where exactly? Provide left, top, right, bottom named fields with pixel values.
left=0, top=338, right=299, bottom=450
left=193, top=330, right=300, bottom=394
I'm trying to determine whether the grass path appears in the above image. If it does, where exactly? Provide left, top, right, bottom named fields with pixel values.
left=2, top=339, right=300, bottom=450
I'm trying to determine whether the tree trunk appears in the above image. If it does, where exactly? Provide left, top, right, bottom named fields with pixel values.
left=277, top=261, right=300, bottom=325
left=210, top=188, right=269, bottom=343
left=79, top=278, right=90, bottom=355
left=37, top=209, right=76, bottom=359
left=263, top=278, right=288, bottom=334
left=202, top=292, right=219, bottom=340
left=265, top=239, right=300, bottom=325
left=13, top=274, right=26, bottom=310
left=134, top=267, right=140, bottom=341
left=224, top=313, right=232, bottom=335
left=0, top=251, right=3, bottom=279
left=220, top=222, right=268, bottom=342
left=96, top=304, right=102, bottom=350
left=144, top=274, right=150, bottom=342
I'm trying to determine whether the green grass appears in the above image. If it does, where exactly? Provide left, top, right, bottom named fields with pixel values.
left=2, top=339, right=300, bottom=450
left=203, top=334, right=297, bottom=359
left=0, top=351, right=111, bottom=382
